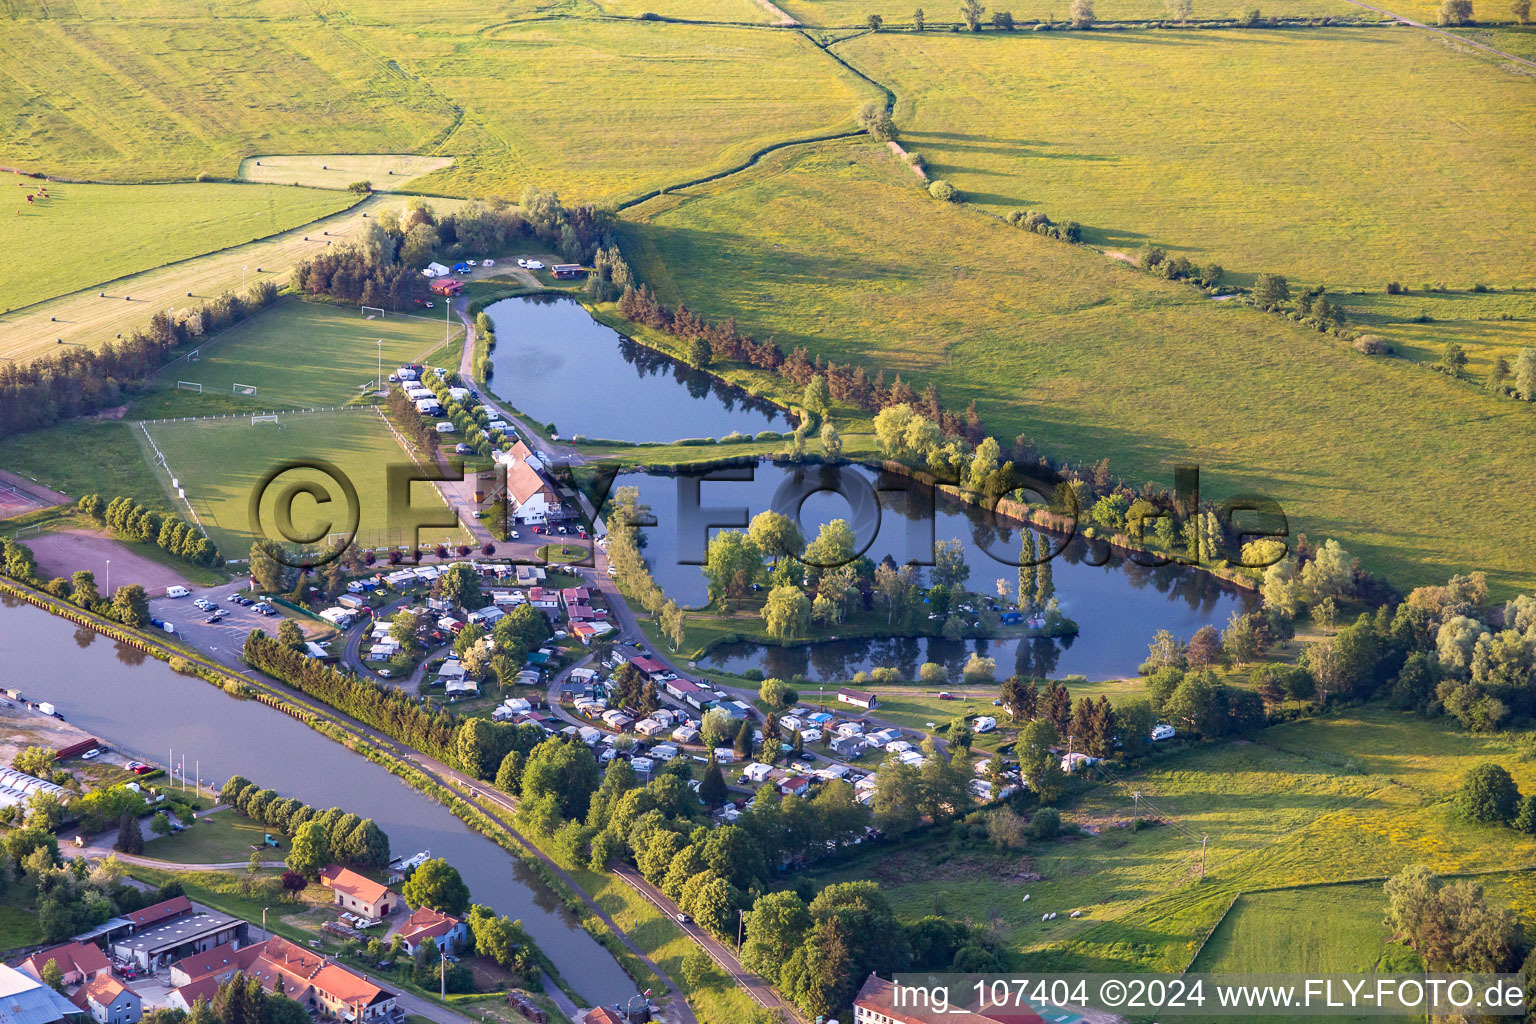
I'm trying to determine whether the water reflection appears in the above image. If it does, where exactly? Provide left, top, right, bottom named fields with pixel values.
left=485, top=295, right=788, bottom=443
left=625, top=462, right=1256, bottom=680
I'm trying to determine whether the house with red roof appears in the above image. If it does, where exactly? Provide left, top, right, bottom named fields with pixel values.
left=18, top=942, right=111, bottom=986
left=319, top=866, right=397, bottom=919
left=170, top=938, right=398, bottom=1024
left=394, top=906, right=467, bottom=956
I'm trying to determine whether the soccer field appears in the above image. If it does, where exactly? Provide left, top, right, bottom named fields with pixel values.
left=170, top=298, right=463, bottom=408
left=141, top=408, right=470, bottom=557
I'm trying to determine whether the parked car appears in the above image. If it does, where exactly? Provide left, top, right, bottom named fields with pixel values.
left=938, top=691, right=957, bottom=700
left=509, top=530, right=520, bottom=539
left=675, top=913, right=691, bottom=924
left=516, top=258, right=528, bottom=268
left=81, top=749, right=100, bottom=760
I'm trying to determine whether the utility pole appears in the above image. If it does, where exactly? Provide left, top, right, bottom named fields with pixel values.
left=737, top=908, right=746, bottom=950
left=377, top=339, right=383, bottom=392
left=1199, top=834, right=1209, bottom=880
left=439, top=949, right=447, bottom=1000
left=1132, top=790, right=1140, bottom=828
left=242, top=265, right=248, bottom=294
left=444, top=300, right=451, bottom=351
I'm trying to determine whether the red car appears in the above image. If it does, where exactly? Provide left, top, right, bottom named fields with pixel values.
left=126, top=761, right=154, bottom=775
left=938, top=691, right=957, bottom=700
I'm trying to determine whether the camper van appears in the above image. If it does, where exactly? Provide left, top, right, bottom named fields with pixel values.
left=166, top=586, right=190, bottom=598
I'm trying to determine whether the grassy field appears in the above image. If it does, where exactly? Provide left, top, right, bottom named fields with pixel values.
left=0, top=193, right=464, bottom=365
left=626, top=140, right=1536, bottom=597
left=357, top=19, right=882, bottom=202
left=142, top=407, right=471, bottom=556
left=236, top=155, right=455, bottom=190
left=1189, top=884, right=1418, bottom=973
left=164, top=298, right=463, bottom=408
left=0, top=172, right=353, bottom=313
left=143, top=809, right=281, bottom=864
left=837, top=28, right=1536, bottom=289
left=0, top=17, right=454, bottom=182
left=0, top=420, right=173, bottom=512
left=804, top=708, right=1536, bottom=975
left=1333, top=287, right=1536, bottom=377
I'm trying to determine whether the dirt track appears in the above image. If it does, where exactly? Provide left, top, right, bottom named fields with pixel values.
left=27, top=528, right=188, bottom=595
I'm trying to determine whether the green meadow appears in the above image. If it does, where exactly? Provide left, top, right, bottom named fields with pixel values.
left=837, top=28, right=1536, bottom=288
left=775, top=0, right=1367, bottom=25
left=0, top=171, right=352, bottom=312
left=142, top=408, right=470, bottom=556
left=627, top=140, right=1536, bottom=596
left=166, top=298, right=462, bottom=408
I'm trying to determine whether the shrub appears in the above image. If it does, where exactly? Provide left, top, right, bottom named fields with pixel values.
left=638, top=10, right=660, bottom=17
left=1353, top=335, right=1389, bottom=355
left=1026, top=807, right=1061, bottom=839
left=1385, top=281, right=1404, bottom=294
left=928, top=179, right=960, bottom=202
left=754, top=430, right=782, bottom=442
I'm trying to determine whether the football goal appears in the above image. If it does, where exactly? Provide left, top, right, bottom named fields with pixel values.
left=187, top=348, right=200, bottom=363
left=251, top=414, right=280, bottom=427
left=361, top=305, right=386, bottom=321
left=233, top=383, right=259, bottom=396
left=176, top=381, right=203, bottom=393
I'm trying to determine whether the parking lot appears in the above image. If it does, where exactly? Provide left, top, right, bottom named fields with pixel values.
left=147, top=585, right=291, bottom=666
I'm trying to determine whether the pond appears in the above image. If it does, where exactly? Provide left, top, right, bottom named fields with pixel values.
left=619, top=462, right=1258, bottom=681
left=484, top=295, right=789, bottom=443
left=0, top=597, right=637, bottom=1008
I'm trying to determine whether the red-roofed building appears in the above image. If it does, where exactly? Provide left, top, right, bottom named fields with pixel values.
left=125, top=895, right=192, bottom=930
left=628, top=656, right=668, bottom=679
left=69, top=975, right=141, bottom=1024
left=18, top=942, right=111, bottom=986
left=566, top=603, right=603, bottom=622
left=167, top=975, right=223, bottom=1013
left=559, top=587, right=590, bottom=608
left=779, top=775, right=811, bottom=797
left=505, top=459, right=556, bottom=523
left=394, top=906, right=467, bottom=956
left=580, top=1009, right=625, bottom=1024
left=169, top=942, right=252, bottom=988
left=319, top=866, right=397, bottom=919
left=196, top=937, right=399, bottom=1024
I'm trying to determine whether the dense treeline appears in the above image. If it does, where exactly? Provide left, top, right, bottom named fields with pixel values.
left=243, top=630, right=460, bottom=761
left=78, top=494, right=220, bottom=566
left=217, top=774, right=390, bottom=869
left=0, top=282, right=279, bottom=440
left=385, top=385, right=441, bottom=459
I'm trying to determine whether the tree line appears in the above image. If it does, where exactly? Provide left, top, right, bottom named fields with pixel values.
left=78, top=493, right=220, bottom=567
left=0, top=281, right=279, bottom=441
left=217, top=774, right=391, bottom=870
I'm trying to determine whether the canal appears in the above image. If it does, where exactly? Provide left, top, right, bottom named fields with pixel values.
left=0, top=596, right=637, bottom=1008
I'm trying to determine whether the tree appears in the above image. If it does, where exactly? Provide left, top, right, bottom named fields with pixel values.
left=1017, top=720, right=1067, bottom=805
left=1186, top=625, right=1222, bottom=668
left=286, top=820, right=329, bottom=877
left=276, top=619, right=304, bottom=648
left=70, top=571, right=100, bottom=607
left=39, top=959, right=63, bottom=993
left=914, top=6, right=926, bottom=28
left=760, top=677, right=796, bottom=708
left=1165, top=0, right=1192, bottom=18
left=249, top=541, right=288, bottom=594
left=762, top=585, right=811, bottom=640
left=699, top=757, right=728, bottom=808
left=742, top=890, right=812, bottom=978
left=873, top=755, right=922, bottom=836
left=115, top=809, right=144, bottom=854
left=520, top=739, right=601, bottom=819
left=802, top=374, right=833, bottom=414
left=819, top=422, right=843, bottom=461
left=748, top=511, right=804, bottom=567
left=150, top=811, right=172, bottom=836
left=436, top=564, right=483, bottom=611
left=281, top=871, right=307, bottom=898
left=1514, top=0, right=1531, bottom=21
left=1385, top=865, right=1521, bottom=971
left=1453, top=763, right=1519, bottom=825
left=992, top=9, right=1014, bottom=26
left=680, top=946, right=717, bottom=990
left=1438, top=0, right=1472, bottom=22
left=401, top=859, right=470, bottom=916
left=1252, top=273, right=1290, bottom=309
left=928, top=180, right=959, bottom=202
left=1000, top=675, right=1038, bottom=721
left=112, top=584, right=150, bottom=627
left=1069, top=0, right=1095, bottom=25
left=961, top=652, right=995, bottom=683
left=702, top=530, right=762, bottom=606
left=961, top=0, right=985, bottom=28
left=1515, top=348, right=1536, bottom=400
left=13, top=745, right=53, bottom=778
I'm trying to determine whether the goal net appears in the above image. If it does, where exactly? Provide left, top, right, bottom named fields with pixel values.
left=233, top=383, right=259, bottom=396
left=251, top=414, right=280, bottom=426
left=187, top=348, right=200, bottom=363
left=361, top=305, right=386, bottom=321
left=176, top=381, right=203, bottom=393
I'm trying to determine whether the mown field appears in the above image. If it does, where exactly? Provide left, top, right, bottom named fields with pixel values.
left=142, top=408, right=470, bottom=556
left=165, top=297, right=462, bottom=408
left=837, top=28, right=1536, bottom=288
left=354, top=19, right=881, bottom=202
left=0, top=193, right=461, bottom=364
left=0, top=16, right=455, bottom=181
left=807, top=709, right=1536, bottom=976
left=0, top=171, right=353, bottom=313
left=235, top=154, right=454, bottom=191
left=626, top=140, right=1536, bottom=596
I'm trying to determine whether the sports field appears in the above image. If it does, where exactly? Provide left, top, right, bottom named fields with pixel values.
left=167, top=298, right=463, bottom=408
left=0, top=18, right=455, bottom=182
left=0, top=171, right=353, bottom=313
left=626, top=141, right=1536, bottom=596
left=838, top=28, right=1536, bottom=288
left=353, top=19, right=882, bottom=202
left=0, top=194, right=463, bottom=365
left=236, top=155, right=455, bottom=191
left=142, top=408, right=470, bottom=556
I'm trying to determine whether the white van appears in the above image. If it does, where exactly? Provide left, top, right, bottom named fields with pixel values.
left=166, top=586, right=190, bottom=598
